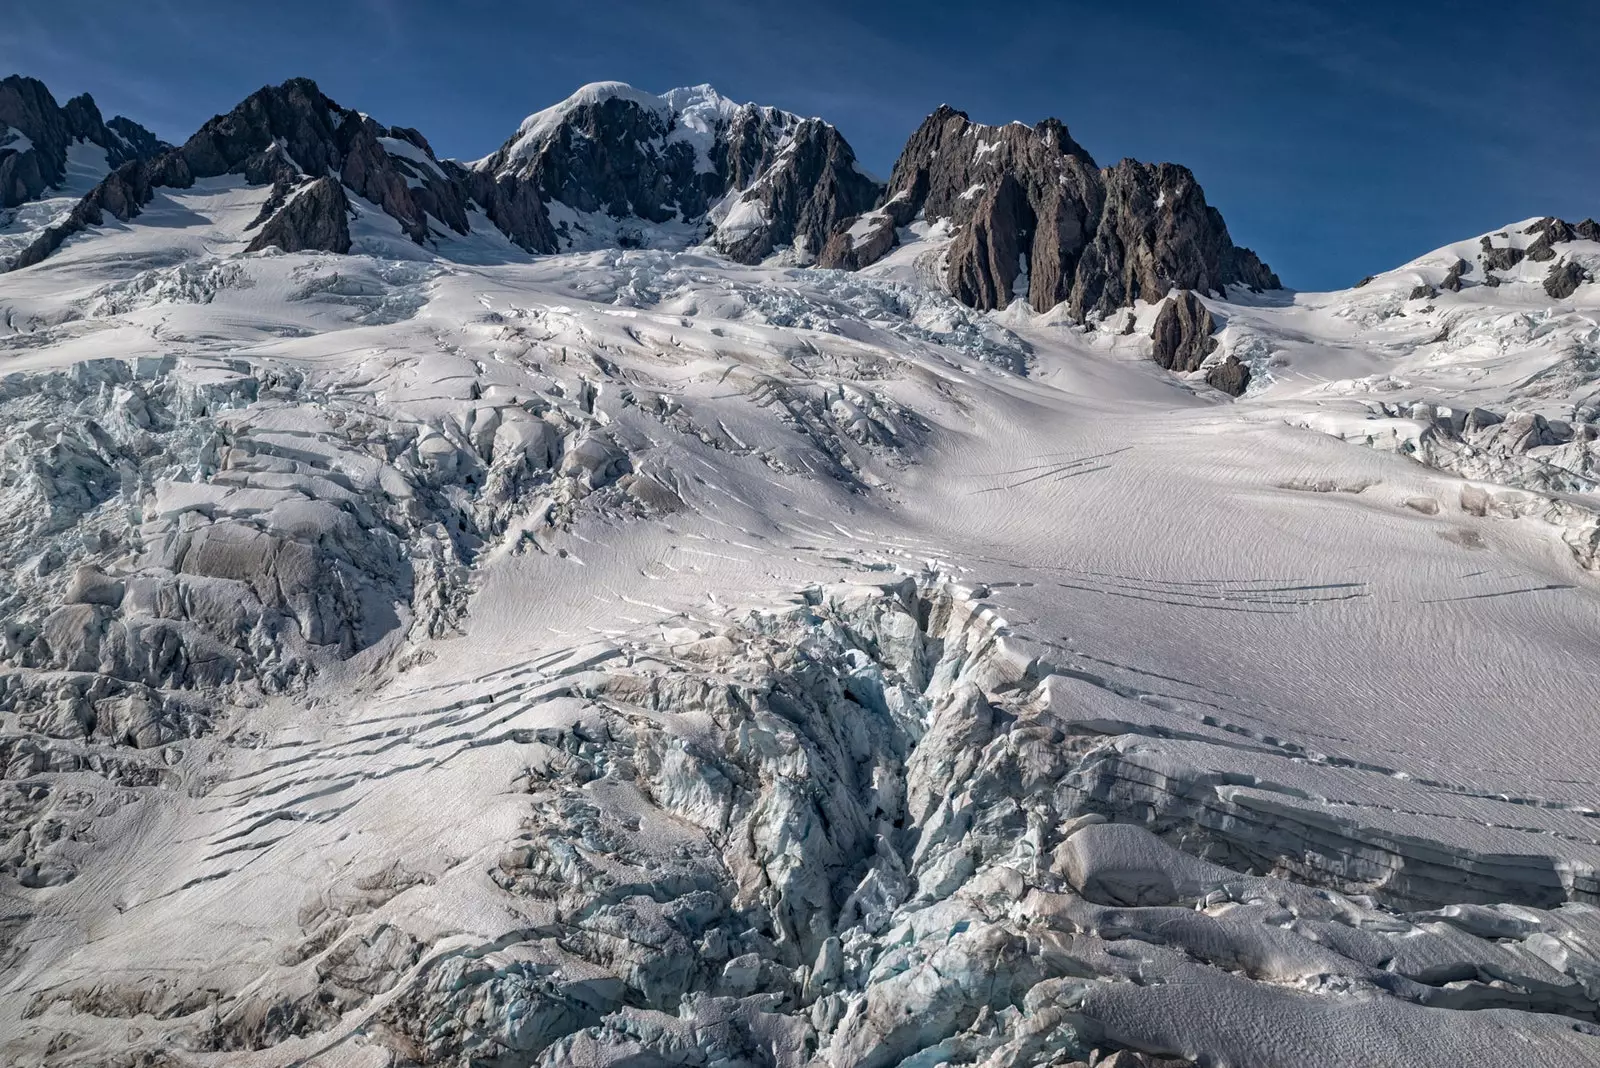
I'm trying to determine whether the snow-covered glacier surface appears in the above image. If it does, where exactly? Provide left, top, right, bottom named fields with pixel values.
left=3, top=189, right=1600, bottom=1068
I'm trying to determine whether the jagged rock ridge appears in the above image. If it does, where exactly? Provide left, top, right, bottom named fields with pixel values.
left=0, top=74, right=166, bottom=209
left=8, top=77, right=489, bottom=269
left=4, top=77, right=883, bottom=272
left=470, top=81, right=881, bottom=261
left=4, top=75, right=1274, bottom=325
left=819, top=105, right=1280, bottom=320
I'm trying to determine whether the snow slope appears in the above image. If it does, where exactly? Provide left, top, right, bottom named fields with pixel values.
left=1, top=196, right=1600, bottom=1067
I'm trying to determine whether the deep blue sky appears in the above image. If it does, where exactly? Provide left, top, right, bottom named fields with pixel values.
left=3, top=0, right=1593, bottom=289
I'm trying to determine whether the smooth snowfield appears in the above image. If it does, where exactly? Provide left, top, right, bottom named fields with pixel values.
left=2, top=186, right=1600, bottom=1067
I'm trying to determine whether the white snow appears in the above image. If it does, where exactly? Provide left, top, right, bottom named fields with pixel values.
left=493, top=80, right=672, bottom=164
left=376, top=134, right=444, bottom=183
left=0, top=125, right=33, bottom=153
left=2, top=191, right=1600, bottom=1067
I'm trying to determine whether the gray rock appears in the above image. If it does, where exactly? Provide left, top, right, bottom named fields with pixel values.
left=824, top=106, right=1278, bottom=318
left=947, top=173, right=1032, bottom=309
left=1408, top=283, right=1437, bottom=300
left=1440, top=258, right=1470, bottom=291
left=245, top=176, right=352, bottom=254
left=711, top=119, right=879, bottom=263
left=1479, top=235, right=1524, bottom=272
left=1204, top=354, right=1251, bottom=397
left=1526, top=231, right=1559, bottom=262
left=0, top=75, right=165, bottom=210
left=12, top=77, right=472, bottom=271
left=1150, top=290, right=1218, bottom=373
left=1544, top=259, right=1590, bottom=300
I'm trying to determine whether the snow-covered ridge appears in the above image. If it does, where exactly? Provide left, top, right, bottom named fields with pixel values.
left=7, top=67, right=1600, bottom=1068
left=479, top=80, right=801, bottom=172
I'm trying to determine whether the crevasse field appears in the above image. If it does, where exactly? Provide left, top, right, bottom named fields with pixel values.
left=4, top=156, right=1600, bottom=1066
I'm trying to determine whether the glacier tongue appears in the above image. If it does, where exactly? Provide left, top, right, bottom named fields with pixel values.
left=8, top=574, right=1600, bottom=1066
left=2, top=201, right=1600, bottom=1066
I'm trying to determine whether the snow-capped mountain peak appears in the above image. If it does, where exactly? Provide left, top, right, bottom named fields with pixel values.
left=4, top=65, right=1600, bottom=1068
left=488, top=80, right=677, bottom=166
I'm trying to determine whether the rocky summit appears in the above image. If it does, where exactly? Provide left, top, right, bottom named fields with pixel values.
left=0, top=75, right=165, bottom=209
left=1, top=68, right=1599, bottom=1068
left=817, top=106, right=1279, bottom=319
left=1, top=76, right=1286, bottom=394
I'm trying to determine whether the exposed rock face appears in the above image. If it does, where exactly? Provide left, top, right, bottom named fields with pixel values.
left=0, top=74, right=165, bottom=209
left=9, top=77, right=481, bottom=269
left=177, top=78, right=472, bottom=244
left=245, top=175, right=351, bottom=254
left=1480, top=235, right=1525, bottom=272
left=10, top=78, right=883, bottom=272
left=8, top=152, right=194, bottom=270
left=1441, top=257, right=1470, bottom=291
left=1545, top=258, right=1591, bottom=300
left=1150, top=290, right=1219, bottom=372
left=1205, top=355, right=1251, bottom=396
left=470, top=83, right=880, bottom=260
left=947, top=173, right=1033, bottom=309
left=822, top=106, right=1278, bottom=318
left=711, top=118, right=879, bottom=263
left=1408, top=282, right=1437, bottom=301
left=472, top=86, right=725, bottom=246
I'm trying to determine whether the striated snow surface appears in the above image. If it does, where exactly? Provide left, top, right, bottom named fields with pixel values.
left=2, top=191, right=1600, bottom=1068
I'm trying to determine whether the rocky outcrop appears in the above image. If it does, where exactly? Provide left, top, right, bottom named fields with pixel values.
left=472, top=85, right=718, bottom=244
left=1204, top=354, right=1250, bottom=396
left=711, top=119, right=879, bottom=263
left=817, top=192, right=917, bottom=270
left=9, top=77, right=474, bottom=270
left=471, top=83, right=880, bottom=261
left=8, top=152, right=193, bottom=270
left=1150, top=290, right=1219, bottom=372
left=245, top=176, right=351, bottom=254
left=947, top=173, right=1033, bottom=308
left=1479, top=235, right=1525, bottom=272
left=176, top=78, right=471, bottom=244
left=1441, top=257, right=1470, bottom=291
left=9, top=78, right=884, bottom=271
left=0, top=74, right=165, bottom=209
left=822, top=106, right=1278, bottom=318
left=1545, top=258, right=1590, bottom=300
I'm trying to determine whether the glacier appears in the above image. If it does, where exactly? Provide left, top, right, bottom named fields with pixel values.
left=0, top=80, right=1599, bottom=1068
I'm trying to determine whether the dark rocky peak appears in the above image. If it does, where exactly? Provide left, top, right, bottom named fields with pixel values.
left=471, top=81, right=877, bottom=262
left=717, top=97, right=807, bottom=191
left=711, top=117, right=880, bottom=263
left=1070, top=158, right=1278, bottom=320
left=9, top=77, right=481, bottom=270
left=178, top=76, right=345, bottom=177
left=881, top=106, right=1099, bottom=227
left=821, top=103, right=1279, bottom=321
left=0, top=74, right=166, bottom=209
left=177, top=77, right=471, bottom=244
